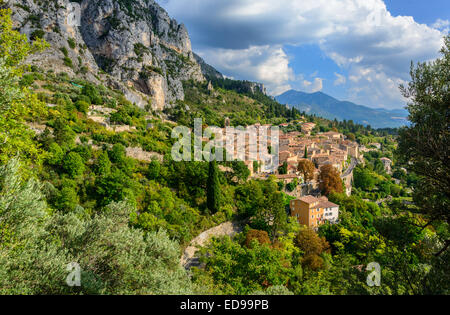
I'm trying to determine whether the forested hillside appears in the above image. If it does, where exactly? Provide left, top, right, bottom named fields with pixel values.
left=0, top=7, right=448, bottom=295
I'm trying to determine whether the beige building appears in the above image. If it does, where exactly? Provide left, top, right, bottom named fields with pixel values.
left=290, top=196, right=339, bottom=229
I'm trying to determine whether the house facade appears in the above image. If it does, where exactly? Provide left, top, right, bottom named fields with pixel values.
left=290, top=195, right=339, bottom=228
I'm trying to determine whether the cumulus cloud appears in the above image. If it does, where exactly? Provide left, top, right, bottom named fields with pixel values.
left=432, top=19, right=450, bottom=33
left=162, top=0, right=446, bottom=108
left=432, top=18, right=450, bottom=29
left=197, top=45, right=294, bottom=95
left=334, top=73, right=347, bottom=86
left=302, top=77, right=324, bottom=93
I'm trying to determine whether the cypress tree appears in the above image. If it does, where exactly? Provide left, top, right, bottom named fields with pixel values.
left=207, top=160, right=220, bottom=213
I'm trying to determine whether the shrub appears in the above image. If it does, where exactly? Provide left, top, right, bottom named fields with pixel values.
left=63, top=56, right=73, bottom=68
left=30, top=29, right=45, bottom=40
left=60, top=47, right=68, bottom=57
left=67, top=38, right=76, bottom=49
left=63, top=152, right=85, bottom=178
left=75, top=100, right=90, bottom=113
left=82, top=84, right=102, bottom=105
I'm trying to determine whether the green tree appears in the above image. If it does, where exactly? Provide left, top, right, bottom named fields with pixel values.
left=56, top=186, right=78, bottom=212
left=207, top=160, right=221, bottom=213
left=81, top=83, right=102, bottom=105
left=46, top=142, right=64, bottom=166
left=354, top=166, right=376, bottom=191
left=95, top=168, right=134, bottom=207
left=75, top=100, right=89, bottom=114
left=278, top=161, right=288, bottom=175
left=109, top=143, right=126, bottom=164
left=231, top=160, right=250, bottom=182
left=0, top=159, right=192, bottom=294
left=398, top=35, right=450, bottom=256
left=196, top=236, right=291, bottom=294
left=147, top=159, right=161, bottom=180
left=53, top=119, right=76, bottom=149
left=0, top=9, right=48, bottom=165
left=63, top=152, right=85, bottom=178
left=95, top=151, right=111, bottom=175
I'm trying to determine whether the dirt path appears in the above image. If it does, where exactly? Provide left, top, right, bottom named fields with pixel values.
left=181, top=221, right=244, bottom=269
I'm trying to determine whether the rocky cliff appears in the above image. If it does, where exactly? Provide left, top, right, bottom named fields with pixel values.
left=4, top=0, right=205, bottom=109
left=193, top=53, right=224, bottom=80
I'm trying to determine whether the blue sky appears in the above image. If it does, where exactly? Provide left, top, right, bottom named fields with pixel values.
left=161, top=0, right=449, bottom=109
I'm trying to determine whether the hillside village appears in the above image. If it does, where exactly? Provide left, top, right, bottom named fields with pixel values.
left=1, top=0, right=447, bottom=297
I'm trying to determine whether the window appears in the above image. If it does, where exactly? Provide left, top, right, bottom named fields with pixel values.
left=312, top=215, right=314, bottom=219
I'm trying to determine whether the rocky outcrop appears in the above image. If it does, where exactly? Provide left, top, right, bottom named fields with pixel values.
left=4, top=0, right=205, bottom=109
left=194, top=53, right=224, bottom=80
left=245, top=81, right=267, bottom=95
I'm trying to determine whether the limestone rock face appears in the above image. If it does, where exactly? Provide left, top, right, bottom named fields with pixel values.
left=194, top=53, right=224, bottom=80
left=4, top=0, right=205, bottom=109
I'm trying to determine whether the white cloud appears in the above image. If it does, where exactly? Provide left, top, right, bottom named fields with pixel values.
left=302, top=77, right=324, bottom=93
left=197, top=45, right=295, bottom=95
left=432, top=18, right=450, bottom=34
left=334, top=73, right=346, bottom=86
left=163, top=0, right=447, bottom=108
left=346, top=65, right=408, bottom=108
left=432, top=18, right=450, bottom=29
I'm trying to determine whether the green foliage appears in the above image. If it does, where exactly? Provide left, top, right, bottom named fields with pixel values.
left=147, top=159, right=161, bottom=180
left=398, top=35, right=450, bottom=255
left=231, top=160, right=250, bottom=182
left=235, top=178, right=287, bottom=238
left=30, top=29, right=45, bottom=41
left=82, top=83, right=102, bottom=105
left=95, top=151, right=111, bottom=175
left=354, top=166, right=376, bottom=191
left=207, top=161, right=221, bottom=213
left=63, top=152, right=85, bottom=178
left=67, top=38, right=76, bottom=49
left=0, top=159, right=192, bottom=294
left=46, top=142, right=64, bottom=166
left=278, top=161, right=288, bottom=175
left=195, top=236, right=291, bottom=294
left=95, top=168, right=135, bottom=207
left=75, top=100, right=89, bottom=113
left=0, top=9, right=48, bottom=165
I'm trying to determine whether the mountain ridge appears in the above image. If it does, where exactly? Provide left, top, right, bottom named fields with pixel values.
left=275, top=89, right=409, bottom=129
left=4, top=0, right=205, bottom=109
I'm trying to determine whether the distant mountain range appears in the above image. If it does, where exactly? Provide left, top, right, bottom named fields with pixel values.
left=275, top=90, right=409, bottom=129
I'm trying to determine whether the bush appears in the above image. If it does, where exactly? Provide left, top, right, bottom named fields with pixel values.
left=30, top=29, right=45, bottom=40
left=245, top=229, right=271, bottom=247
left=67, top=38, right=76, bottom=49
left=19, top=74, right=34, bottom=86
left=60, top=47, right=68, bottom=57
left=75, top=100, right=90, bottom=113
left=47, top=142, right=64, bottom=166
left=63, top=56, right=73, bottom=68
left=82, top=84, right=102, bottom=105
left=76, top=94, right=91, bottom=105
left=63, top=152, right=85, bottom=178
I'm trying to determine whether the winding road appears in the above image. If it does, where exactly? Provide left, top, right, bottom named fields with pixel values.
left=181, top=221, right=244, bottom=269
